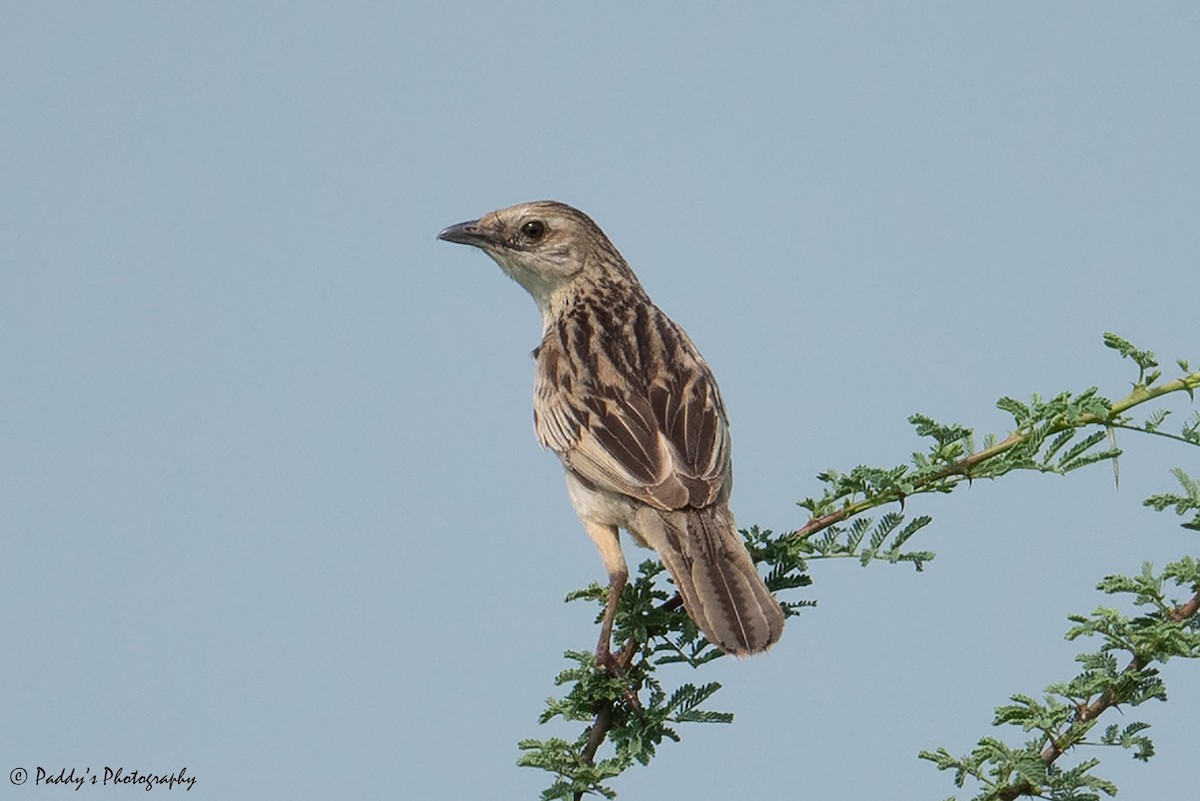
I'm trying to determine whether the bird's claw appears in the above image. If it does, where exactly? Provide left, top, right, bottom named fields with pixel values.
left=595, top=642, right=642, bottom=711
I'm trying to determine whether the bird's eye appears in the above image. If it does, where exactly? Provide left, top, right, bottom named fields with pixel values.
left=521, top=220, right=546, bottom=240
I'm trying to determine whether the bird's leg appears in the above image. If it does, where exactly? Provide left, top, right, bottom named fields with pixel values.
left=595, top=566, right=627, bottom=673
left=579, top=522, right=643, bottom=709
left=597, top=571, right=644, bottom=712
left=581, top=521, right=628, bottom=675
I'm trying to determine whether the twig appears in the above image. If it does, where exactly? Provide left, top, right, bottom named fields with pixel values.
left=573, top=638, right=641, bottom=801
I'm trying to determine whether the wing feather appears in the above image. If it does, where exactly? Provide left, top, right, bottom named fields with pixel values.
left=533, top=306, right=730, bottom=511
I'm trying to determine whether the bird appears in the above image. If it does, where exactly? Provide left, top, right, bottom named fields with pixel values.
left=437, top=200, right=784, bottom=666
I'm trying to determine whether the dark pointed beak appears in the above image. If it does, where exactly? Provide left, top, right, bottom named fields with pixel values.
left=437, top=219, right=492, bottom=247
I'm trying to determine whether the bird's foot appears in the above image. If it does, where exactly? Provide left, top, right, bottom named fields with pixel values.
left=594, top=642, right=621, bottom=676
left=595, top=640, right=642, bottom=711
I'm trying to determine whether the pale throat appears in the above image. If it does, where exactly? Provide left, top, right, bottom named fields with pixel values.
left=491, top=255, right=583, bottom=334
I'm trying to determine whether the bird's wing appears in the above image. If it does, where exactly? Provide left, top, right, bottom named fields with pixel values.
left=534, top=326, right=730, bottom=511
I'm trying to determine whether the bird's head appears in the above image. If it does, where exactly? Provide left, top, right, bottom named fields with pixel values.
left=438, top=200, right=631, bottom=318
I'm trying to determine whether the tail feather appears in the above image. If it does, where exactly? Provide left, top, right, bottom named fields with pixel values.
left=640, top=505, right=784, bottom=656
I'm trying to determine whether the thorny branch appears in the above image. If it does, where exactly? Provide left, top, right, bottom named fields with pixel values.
left=790, top=371, right=1200, bottom=542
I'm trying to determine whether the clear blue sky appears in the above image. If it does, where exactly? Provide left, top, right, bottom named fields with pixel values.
left=3, top=4, right=1198, bottom=799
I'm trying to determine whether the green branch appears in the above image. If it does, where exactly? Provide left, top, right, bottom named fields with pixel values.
left=792, top=336, right=1199, bottom=543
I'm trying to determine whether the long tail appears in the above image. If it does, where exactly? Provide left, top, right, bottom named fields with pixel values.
left=641, top=504, right=785, bottom=656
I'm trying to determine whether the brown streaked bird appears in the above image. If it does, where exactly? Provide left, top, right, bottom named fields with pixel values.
left=438, top=201, right=784, bottom=664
